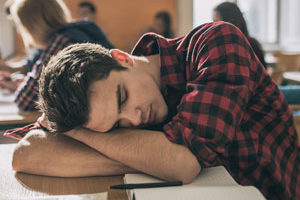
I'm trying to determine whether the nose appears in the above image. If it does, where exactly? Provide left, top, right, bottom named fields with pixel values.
left=120, top=108, right=142, bottom=127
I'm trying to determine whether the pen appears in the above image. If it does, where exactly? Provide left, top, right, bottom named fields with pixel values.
left=110, top=181, right=183, bottom=190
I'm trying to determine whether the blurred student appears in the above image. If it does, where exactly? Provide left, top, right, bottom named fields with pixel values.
left=142, top=11, right=174, bottom=38
left=213, top=2, right=267, bottom=68
left=131, top=11, right=174, bottom=50
left=148, top=11, right=173, bottom=38
left=0, top=0, right=113, bottom=111
left=78, top=1, right=96, bottom=22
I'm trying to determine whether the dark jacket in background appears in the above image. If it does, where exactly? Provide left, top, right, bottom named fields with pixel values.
left=57, top=20, right=114, bottom=49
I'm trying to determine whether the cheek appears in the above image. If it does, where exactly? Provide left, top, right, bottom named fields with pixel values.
left=128, top=72, right=164, bottom=107
left=133, top=80, right=159, bottom=102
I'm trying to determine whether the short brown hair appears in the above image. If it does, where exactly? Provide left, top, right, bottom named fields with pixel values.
left=39, top=43, right=126, bottom=133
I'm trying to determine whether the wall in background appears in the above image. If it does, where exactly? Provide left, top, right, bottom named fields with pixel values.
left=177, top=0, right=193, bottom=36
left=64, top=0, right=177, bottom=52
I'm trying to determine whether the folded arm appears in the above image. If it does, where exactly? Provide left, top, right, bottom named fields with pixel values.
left=12, top=129, right=137, bottom=177
left=64, top=128, right=201, bottom=184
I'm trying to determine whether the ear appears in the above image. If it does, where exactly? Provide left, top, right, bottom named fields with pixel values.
left=110, top=49, right=134, bottom=67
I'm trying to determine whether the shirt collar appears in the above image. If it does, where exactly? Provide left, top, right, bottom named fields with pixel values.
left=131, top=33, right=184, bottom=96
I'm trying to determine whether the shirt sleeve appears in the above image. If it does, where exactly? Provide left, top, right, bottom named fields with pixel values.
left=14, top=35, right=71, bottom=111
left=163, top=23, right=257, bottom=168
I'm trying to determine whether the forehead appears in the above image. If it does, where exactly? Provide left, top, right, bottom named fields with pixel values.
left=86, top=77, right=118, bottom=132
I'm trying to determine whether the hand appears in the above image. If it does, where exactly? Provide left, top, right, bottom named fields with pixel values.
left=37, top=113, right=50, bottom=130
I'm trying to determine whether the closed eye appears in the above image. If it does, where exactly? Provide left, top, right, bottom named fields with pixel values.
left=121, top=85, right=128, bottom=108
left=117, top=84, right=128, bottom=113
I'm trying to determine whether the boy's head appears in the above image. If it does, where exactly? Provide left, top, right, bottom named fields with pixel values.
left=39, top=43, right=168, bottom=133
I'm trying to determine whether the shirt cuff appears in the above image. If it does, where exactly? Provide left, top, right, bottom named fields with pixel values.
left=3, top=121, right=47, bottom=140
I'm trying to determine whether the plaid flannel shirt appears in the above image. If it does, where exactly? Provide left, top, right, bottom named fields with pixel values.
left=132, top=22, right=299, bottom=200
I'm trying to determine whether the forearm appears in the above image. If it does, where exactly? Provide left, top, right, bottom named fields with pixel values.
left=12, top=129, right=137, bottom=177
left=65, top=128, right=201, bottom=183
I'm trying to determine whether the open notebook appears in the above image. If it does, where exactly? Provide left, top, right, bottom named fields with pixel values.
left=124, top=166, right=265, bottom=200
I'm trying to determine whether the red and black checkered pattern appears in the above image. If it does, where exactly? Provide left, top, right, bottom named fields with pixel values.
left=132, top=22, right=299, bottom=200
left=4, top=122, right=41, bottom=140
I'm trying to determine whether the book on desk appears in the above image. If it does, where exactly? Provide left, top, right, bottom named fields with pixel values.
left=124, top=166, right=265, bottom=200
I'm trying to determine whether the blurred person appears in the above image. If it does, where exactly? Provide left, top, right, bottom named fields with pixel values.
left=213, top=2, right=267, bottom=68
left=0, top=0, right=113, bottom=111
left=146, top=11, right=174, bottom=38
left=78, top=1, right=96, bottom=22
left=131, top=11, right=174, bottom=50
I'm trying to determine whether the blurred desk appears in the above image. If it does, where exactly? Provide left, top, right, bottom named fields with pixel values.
left=290, top=104, right=300, bottom=111
left=0, top=144, right=127, bottom=200
left=283, top=72, right=300, bottom=84
left=0, top=92, right=40, bottom=129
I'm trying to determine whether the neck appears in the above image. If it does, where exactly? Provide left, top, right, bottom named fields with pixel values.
left=133, top=54, right=161, bottom=88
